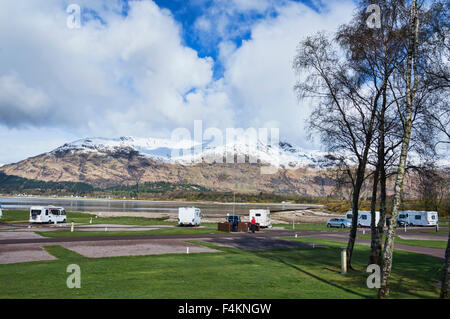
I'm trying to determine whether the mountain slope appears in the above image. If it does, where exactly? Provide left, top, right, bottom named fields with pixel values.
left=0, top=136, right=434, bottom=197
left=0, top=136, right=337, bottom=195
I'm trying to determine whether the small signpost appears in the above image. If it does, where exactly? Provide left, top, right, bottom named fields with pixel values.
left=341, top=248, right=347, bottom=274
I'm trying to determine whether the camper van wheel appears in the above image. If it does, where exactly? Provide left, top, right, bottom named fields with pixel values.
left=357, top=224, right=361, bottom=228
left=340, top=224, right=345, bottom=228
left=327, top=223, right=331, bottom=228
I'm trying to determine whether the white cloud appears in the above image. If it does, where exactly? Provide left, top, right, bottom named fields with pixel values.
left=0, top=0, right=233, bottom=137
left=217, top=0, right=355, bottom=149
left=0, top=0, right=355, bottom=164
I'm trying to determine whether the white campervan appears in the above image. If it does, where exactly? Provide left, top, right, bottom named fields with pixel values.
left=398, top=211, right=438, bottom=227
left=178, top=207, right=202, bottom=226
left=346, top=210, right=380, bottom=228
left=29, top=206, right=67, bottom=224
left=249, top=209, right=272, bottom=228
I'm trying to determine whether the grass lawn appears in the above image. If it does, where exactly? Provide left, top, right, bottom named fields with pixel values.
left=358, top=234, right=447, bottom=250
left=0, top=238, right=443, bottom=298
left=1, top=209, right=219, bottom=228
left=36, top=227, right=221, bottom=238
left=0, top=210, right=176, bottom=225
left=413, top=229, right=449, bottom=235
left=274, top=223, right=349, bottom=232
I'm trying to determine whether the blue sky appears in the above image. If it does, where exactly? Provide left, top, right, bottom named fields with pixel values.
left=83, top=0, right=326, bottom=78
left=0, top=0, right=357, bottom=164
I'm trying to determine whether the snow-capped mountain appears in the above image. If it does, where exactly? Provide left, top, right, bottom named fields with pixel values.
left=52, top=136, right=331, bottom=169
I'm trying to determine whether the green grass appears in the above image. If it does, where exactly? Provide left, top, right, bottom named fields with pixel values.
left=410, top=229, right=449, bottom=235
left=358, top=234, right=447, bottom=250
left=1, top=209, right=219, bottom=228
left=36, top=227, right=221, bottom=238
left=0, top=239, right=443, bottom=299
left=1, top=209, right=174, bottom=225
left=0, top=210, right=96, bottom=224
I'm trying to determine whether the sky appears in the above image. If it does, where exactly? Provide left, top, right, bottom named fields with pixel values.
left=0, top=0, right=357, bottom=165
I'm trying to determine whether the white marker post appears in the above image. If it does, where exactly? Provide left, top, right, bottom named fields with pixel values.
left=186, top=247, right=189, bottom=254
left=341, top=248, right=347, bottom=274
left=90, top=217, right=92, bottom=224
left=71, top=222, right=74, bottom=233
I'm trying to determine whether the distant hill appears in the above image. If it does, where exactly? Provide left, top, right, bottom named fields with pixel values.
left=0, top=135, right=440, bottom=198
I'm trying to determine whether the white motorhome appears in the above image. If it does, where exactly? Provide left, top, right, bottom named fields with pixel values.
left=397, top=211, right=438, bottom=227
left=346, top=210, right=380, bottom=228
left=29, top=206, right=67, bottom=224
left=249, top=209, right=272, bottom=228
left=178, top=207, right=202, bottom=226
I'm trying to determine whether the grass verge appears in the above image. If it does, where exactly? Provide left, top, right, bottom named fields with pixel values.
left=0, top=238, right=443, bottom=298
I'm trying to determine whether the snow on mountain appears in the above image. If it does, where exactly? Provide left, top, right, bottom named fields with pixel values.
left=51, top=136, right=331, bottom=169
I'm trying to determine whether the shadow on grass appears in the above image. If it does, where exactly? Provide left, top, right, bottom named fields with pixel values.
left=251, top=248, right=372, bottom=299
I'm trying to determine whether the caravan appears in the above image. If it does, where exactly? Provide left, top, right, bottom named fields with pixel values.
left=397, top=211, right=438, bottom=227
left=178, top=207, right=202, bottom=226
left=249, top=209, right=272, bottom=228
left=346, top=210, right=380, bottom=228
left=29, top=206, right=67, bottom=224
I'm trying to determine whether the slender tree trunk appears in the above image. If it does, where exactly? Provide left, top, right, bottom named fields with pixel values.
left=440, top=226, right=450, bottom=298
left=377, top=160, right=387, bottom=266
left=376, top=69, right=388, bottom=267
left=379, top=0, right=419, bottom=298
left=369, top=165, right=380, bottom=265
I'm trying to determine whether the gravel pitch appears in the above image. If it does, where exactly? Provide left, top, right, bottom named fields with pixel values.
left=0, top=243, right=56, bottom=264
left=60, top=238, right=220, bottom=258
left=0, top=231, right=45, bottom=240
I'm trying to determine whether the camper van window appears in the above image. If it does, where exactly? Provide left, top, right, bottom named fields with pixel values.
left=256, top=214, right=261, bottom=217
left=399, top=214, right=405, bottom=219
left=45, top=210, right=49, bottom=216
left=61, top=210, right=66, bottom=215
left=415, top=215, right=421, bottom=220
left=361, top=215, right=367, bottom=220
left=31, top=210, right=41, bottom=216
left=347, top=214, right=353, bottom=219
left=431, top=215, right=436, bottom=220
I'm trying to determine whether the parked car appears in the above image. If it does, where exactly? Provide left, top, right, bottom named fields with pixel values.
left=327, top=218, right=351, bottom=228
